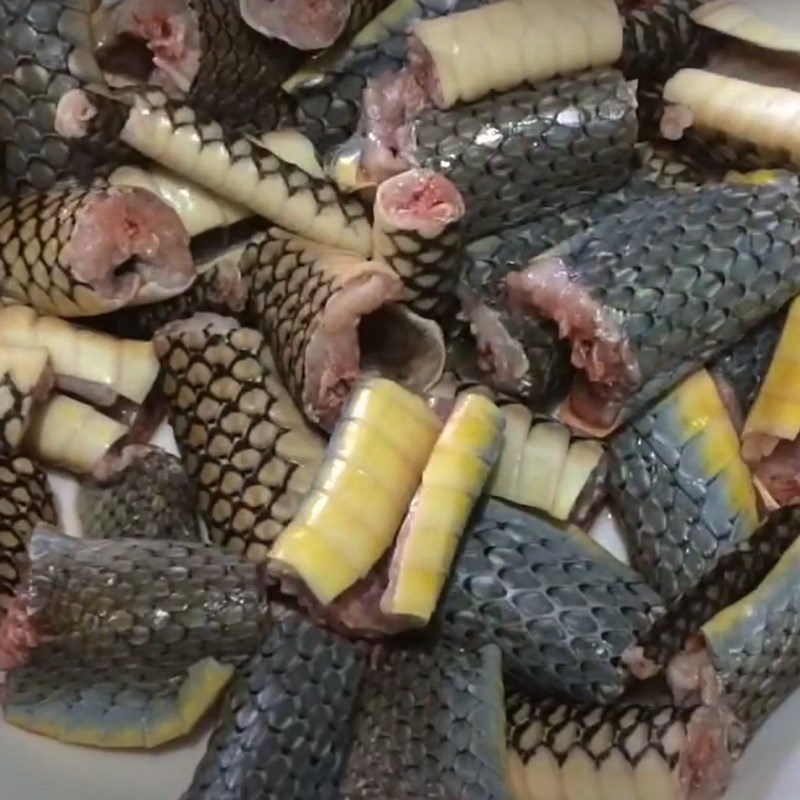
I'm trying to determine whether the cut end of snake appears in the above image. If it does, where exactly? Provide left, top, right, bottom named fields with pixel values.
left=93, top=0, right=201, bottom=97
left=0, top=563, right=47, bottom=672
left=239, top=0, right=353, bottom=49
left=507, top=258, right=641, bottom=437
left=375, top=169, right=465, bottom=235
left=61, top=186, right=195, bottom=308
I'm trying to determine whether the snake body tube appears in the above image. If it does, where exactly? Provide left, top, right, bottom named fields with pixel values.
left=183, top=609, right=366, bottom=800
left=58, top=89, right=373, bottom=256
left=440, top=497, right=666, bottom=703
left=269, top=378, right=442, bottom=604
left=0, top=346, right=53, bottom=457
left=93, top=0, right=302, bottom=131
left=340, top=642, right=513, bottom=800
left=506, top=175, right=800, bottom=437
left=408, top=0, right=623, bottom=108
left=0, top=456, right=57, bottom=603
left=0, top=306, right=159, bottom=407
left=373, top=169, right=465, bottom=323
left=741, top=298, right=800, bottom=507
left=244, top=227, right=445, bottom=430
left=362, top=68, right=639, bottom=236
left=78, top=445, right=201, bottom=543
left=154, top=314, right=326, bottom=562
left=507, top=694, right=739, bottom=800
left=610, top=370, right=760, bottom=603
left=0, top=181, right=194, bottom=318
left=668, top=521, right=800, bottom=738
left=0, top=526, right=269, bottom=674
left=4, top=657, right=233, bottom=749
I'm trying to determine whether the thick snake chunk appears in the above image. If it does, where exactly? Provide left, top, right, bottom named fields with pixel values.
left=0, top=526, right=269, bottom=673
left=363, top=68, right=639, bottom=238
left=0, top=456, right=56, bottom=604
left=0, top=0, right=119, bottom=192
left=244, top=227, right=446, bottom=430
left=507, top=694, right=740, bottom=800
left=440, top=497, right=666, bottom=703
left=507, top=174, right=800, bottom=437
left=154, top=313, right=326, bottom=562
left=0, top=181, right=194, bottom=318
left=340, top=641, right=513, bottom=800
left=93, top=0, right=301, bottom=131
left=609, top=370, right=760, bottom=603
left=183, top=608, right=366, bottom=800
left=78, top=444, right=201, bottom=542
left=57, top=88, right=373, bottom=256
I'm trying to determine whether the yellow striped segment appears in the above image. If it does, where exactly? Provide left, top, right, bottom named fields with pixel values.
left=672, top=370, right=759, bottom=528
left=745, top=300, right=800, bottom=445
left=382, top=393, right=504, bottom=624
left=269, top=379, right=442, bottom=604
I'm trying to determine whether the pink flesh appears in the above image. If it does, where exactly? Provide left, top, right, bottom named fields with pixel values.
left=61, top=187, right=194, bottom=304
left=361, top=69, right=430, bottom=183
left=708, top=41, right=800, bottom=93
left=621, top=645, right=660, bottom=680
left=460, top=289, right=530, bottom=393
left=239, top=0, right=352, bottom=49
left=304, top=271, right=403, bottom=431
left=667, top=640, right=722, bottom=708
left=0, top=589, right=39, bottom=671
left=678, top=706, right=736, bottom=800
left=54, top=90, right=98, bottom=138
left=507, top=259, right=640, bottom=435
left=661, top=104, right=694, bottom=141
left=749, top=437, right=800, bottom=508
left=376, top=169, right=465, bottom=235
left=407, top=34, right=443, bottom=108
left=96, top=0, right=201, bottom=96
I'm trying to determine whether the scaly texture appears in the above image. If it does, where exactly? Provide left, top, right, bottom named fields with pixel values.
left=509, top=175, right=800, bottom=435
left=0, top=527, right=268, bottom=673
left=340, top=642, right=512, bottom=800
left=4, top=657, right=233, bottom=749
left=0, top=456, right=56, bottom=602
left=0, top=0, right=112, bottom=192
left=409, top=69, right=638, bottom=238
left=154, top=314, right=325, bottom=562
left=440, top=498, right=666, bottom=703
left=78, top=445, right=201, bottom=542
left=609, top=370, right=759, bottom=603
left=507, top=694, right=738, bottom=800
left=0, top=345, right=51, bottom=456
left=183, top=609, right=366, bottom=800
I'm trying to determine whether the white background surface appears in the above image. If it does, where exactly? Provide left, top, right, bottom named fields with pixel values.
left=4, top=0, right=800, bottom=796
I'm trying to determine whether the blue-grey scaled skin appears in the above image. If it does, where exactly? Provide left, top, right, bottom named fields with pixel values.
left=340, top=641, right=512, bottom=800
left=524, top=175, right=800, bottom=431
left=410, top=69, right=638, bottom=240
left=183, top=608, right=366, bottom=800
left=440, top=498, right=666, bottom=704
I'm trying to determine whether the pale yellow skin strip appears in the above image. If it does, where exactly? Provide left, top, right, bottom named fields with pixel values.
left=24, top=394, right=128, bottom=474
left=488, top=404, right=533, bottom=501
left=663, top=69, right=800, bottom=164
left=693, top=0, right=800, bottom=54
left=551, top=439, right=604, bottom=521
left=744, top=295, right=800, bottom=443
left=0, top=305, right=159, bottom=404
left=0, top=345, right=50, bottom=393
left=413, top=0, right=622, bottom=107
left=109, top=165, right=249, bottom=237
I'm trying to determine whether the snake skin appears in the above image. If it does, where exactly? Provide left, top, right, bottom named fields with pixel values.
left=183, top=609, right=366, bottom=800
left=608, top=377, right=758, bottom=603
left=702, top=526, right=800, bottom=735
left=154, top=314, right=325, bottom=562
left=337, top=0, right=396, bottom=47
left=640, top=506, right=800, bottom=668
left=440, top=498, right=666, bottom=703
left=535, top=175, right=800, bottom=426
left=410, top=69, right=638, bottom=239
left=19, top=527, right=269, bottom=672
left=0, top=0, right=110, bottom=192
left=711, top=314, right=784, bottom=414
left=0, top=456, right=56, bottom=601
left=340, top=641, right=512, bottom=800
left=0, top=370, right=36, bottom=457
left=292, top=0, right=469, bottom=151
left=78, top=445, right=201, bottom=542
